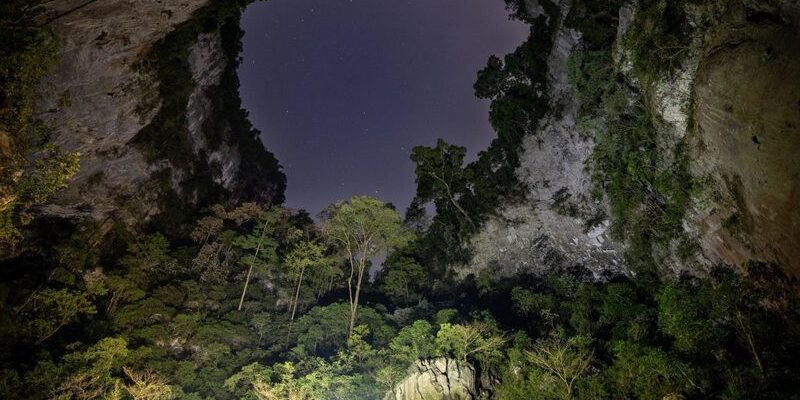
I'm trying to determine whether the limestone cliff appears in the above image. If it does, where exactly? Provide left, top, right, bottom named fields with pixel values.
left=30, top=0, right=284, bottom=228
left=9, top=0, right=799, bottom=279
left=616, top=0, right=800, bottom=276
left=460, top=0, right=624, bottom=279
left=679, top=1, right=800, bottom=276
left=461, top=0, right=800, bottom=279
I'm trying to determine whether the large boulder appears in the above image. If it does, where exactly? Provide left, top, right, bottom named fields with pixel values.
left=385, top=358, right=476, bottom=400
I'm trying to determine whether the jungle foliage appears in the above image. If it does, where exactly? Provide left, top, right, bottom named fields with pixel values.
left=406, top=4, right=555, bottom=266
left=565, top=0, right=696, bottom=270
left=2, top=203, right=797, bottom=399
left=1, top=1, right=799, bottom=399
left=0, top=1, right=80, bottom=251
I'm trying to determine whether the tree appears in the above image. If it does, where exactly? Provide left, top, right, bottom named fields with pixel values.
left=104, top=275, right=145, bottom=316
left=252, top=378, right=307, bottom=400
left=291, top=302, right=393, bottom=356
left=120, top=233, right=177, bottom=285
left=379, top=256, right=426, bottom=305
left=251, top=312, right=271, bottom=345
left=53, top=337, right=129, bottom=399
left=410, top=139, right=475, bottom=228
left=1, top=145, right=80, bottom=250
left=122, top=367, right=173, bottom=400
left=190, top=203, right=263, bottom=286
left=526, top=335, right=594, bottom=399
left=236, top=215, right=275, bottom=310
left=26, top=288, right=96, bottom=343
left=285, top=240, right=327, bottom=320
left=321, top=196, right=412, bottom=336
left=307, top=256, right=341, bottom=300
left=656, top=279, right=722, bottom=354
left=190, top=215, right=224, bottom=247
left=435, top=322, right=505, bottom=363
left=15, top=144, right=81, bottom=204
left=389, top=320, right=435, bottom=364
left=235, top=207, right=296, bottom=310
left=606, top=341, right=691, bottom=400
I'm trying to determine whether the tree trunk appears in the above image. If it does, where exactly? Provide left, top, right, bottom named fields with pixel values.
left=238, top=218, right=269, bottom=311
left=346, top=253, right=356, bottom=334
left=290, top=266, right=305, bottom=320
left=430, top=173, right=475, bottom=228
left=348, top=259, right=366, bottom=337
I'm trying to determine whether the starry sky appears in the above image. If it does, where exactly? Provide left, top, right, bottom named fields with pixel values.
left=238, top=0, right=530, bottom=215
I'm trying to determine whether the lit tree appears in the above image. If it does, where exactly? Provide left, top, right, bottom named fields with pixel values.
left=284, top=240, right=327, bottom=320
left=122, top=367, right=173, bottom=400
left=435, top=322, right=506, bottom=363
left=235, top=207, right=298, bottom=310
left=27, top=288, right=96, bottom=343
left=322, top=196, right=412, bottom=336
left=527, top=335, right=594, bottom=399
left=410, top=139, right=475, bottom=228
left=235, top=214, right=277, bottom=311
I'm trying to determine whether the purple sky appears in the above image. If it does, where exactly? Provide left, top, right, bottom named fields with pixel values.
left=238, top=0, right=530, bottom=215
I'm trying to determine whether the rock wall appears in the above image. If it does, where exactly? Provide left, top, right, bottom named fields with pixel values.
left=459, top=0, right=625, bottom=280
left=461, top=0, right=800, bottom=279
left=33, top=0, right=210, bottom=222
left=385, top=358, right=476, bottom=400
left=186, top=32, right=241, bottom=189
left=20, top=0, right=800, bottom=277
left=683, top=0, right=800, bottom=276
left=31, top=0, right=284, bottom=227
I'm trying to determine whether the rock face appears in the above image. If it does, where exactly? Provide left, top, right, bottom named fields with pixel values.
left=460, top=1, right=625, bottom=280
left=462, top=0, right=800, bottom=279
left=385, top=358, right=476, bottom=400
left=686, top=1, right=800, bottom=276
left=31, top=0, right=284, bottom=226
left=33, top=0, right=208, bottom=221
left=613, top=0, right=800, bottom=276
left=20, top=0, right=800, bottom=278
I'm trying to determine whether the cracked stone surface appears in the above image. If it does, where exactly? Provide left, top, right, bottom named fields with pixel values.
left=385, top=358, right=476, bottom=400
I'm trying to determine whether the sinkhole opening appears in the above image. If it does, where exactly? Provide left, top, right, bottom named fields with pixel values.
left=237, top=0, right=529, bottom=215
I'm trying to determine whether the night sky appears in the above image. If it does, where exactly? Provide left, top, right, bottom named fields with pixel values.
left=238, top=0, right=530, bottom=215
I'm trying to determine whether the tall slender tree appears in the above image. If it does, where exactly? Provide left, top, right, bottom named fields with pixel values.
left=235, top=207, right=302, bottom=310
left=322, top=196, right=413, bottom=336
left=236, top=217, right=273, bottom=311
left=285, top=240, right=327, bottom=320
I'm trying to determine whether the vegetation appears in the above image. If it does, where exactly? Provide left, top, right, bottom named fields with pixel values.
left=565, top=1, right=695, bottom=270
left=1, top=1, right=799, bottom=400
left=406, top=4, right=556, bottom=266
left=4, top=218, right=798, bottom=399
left=0, top=1, right=80, bottom=251
left=624, top=0, right=700, bottom=81
left=322, top=196, right=412, bottom=336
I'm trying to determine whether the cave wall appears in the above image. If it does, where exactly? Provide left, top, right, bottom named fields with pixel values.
left=31, top=0, right=284, bottom=228
left=461, top=0, right=800, bottom=279
left=20, top=0, right=800, bottom=277
left=459, top=2, right=625, bottom=280
left=687, top=1, right=800, bottom=276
